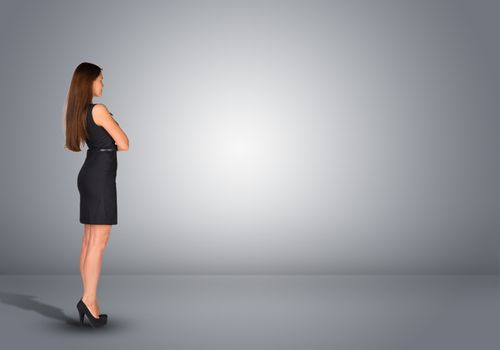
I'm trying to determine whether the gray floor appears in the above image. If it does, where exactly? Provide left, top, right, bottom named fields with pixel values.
left=0, top=275, right=498, bottom=350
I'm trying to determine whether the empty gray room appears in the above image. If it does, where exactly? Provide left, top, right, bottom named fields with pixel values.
left=0, top=0, right=498, bottom=349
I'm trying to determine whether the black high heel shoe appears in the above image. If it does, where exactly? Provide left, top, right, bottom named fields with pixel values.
left=77, top=299, right=108, bottom=327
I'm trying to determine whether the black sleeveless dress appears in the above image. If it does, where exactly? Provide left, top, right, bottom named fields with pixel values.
left=77, top=103, right=118, bottom=225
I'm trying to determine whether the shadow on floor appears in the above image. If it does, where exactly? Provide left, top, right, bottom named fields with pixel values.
left=0, top=290, right=73, bottom=321
left=0, top=291, right=131, bottom=330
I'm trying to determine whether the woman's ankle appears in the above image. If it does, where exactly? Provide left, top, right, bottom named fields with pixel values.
left=82, top=295, right=97, bottom=305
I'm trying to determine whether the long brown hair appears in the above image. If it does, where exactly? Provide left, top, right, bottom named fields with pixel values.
left=64, top=62, right=102, bottom=151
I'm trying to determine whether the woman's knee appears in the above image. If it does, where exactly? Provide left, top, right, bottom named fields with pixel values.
left=88, top=225, right=111, bottom=249
left=82, top=224, right=91, bottom=244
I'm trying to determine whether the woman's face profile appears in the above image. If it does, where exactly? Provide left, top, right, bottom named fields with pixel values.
left=93, top=72, right=104, bottom=97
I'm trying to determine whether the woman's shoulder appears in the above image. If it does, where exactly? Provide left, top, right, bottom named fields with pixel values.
left=91, top=102, right=109, bottom=111
left=91, top=103, right=113, bottom=126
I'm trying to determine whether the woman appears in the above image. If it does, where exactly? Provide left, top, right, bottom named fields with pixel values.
left=64, top=62, right=129, bottom=327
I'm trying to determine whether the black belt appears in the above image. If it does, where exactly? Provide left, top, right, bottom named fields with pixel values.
left=88, top=148, right=116, bottom=152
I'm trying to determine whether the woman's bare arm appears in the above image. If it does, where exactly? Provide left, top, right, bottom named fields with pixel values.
left=92, top=104, right=129, bottom=151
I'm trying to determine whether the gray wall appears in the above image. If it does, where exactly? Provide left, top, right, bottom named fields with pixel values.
left=0, top=0, right=498, bottom=274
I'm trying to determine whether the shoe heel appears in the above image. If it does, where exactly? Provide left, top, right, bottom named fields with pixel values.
left=77, top=299, right=85, bottom=325
left=79, top=309, right=85, bottom=325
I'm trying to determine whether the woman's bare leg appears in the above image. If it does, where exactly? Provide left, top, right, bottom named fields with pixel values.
left=82, top=224, right=111, bottom=318
left=79, top=224, right=90, bottom=292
